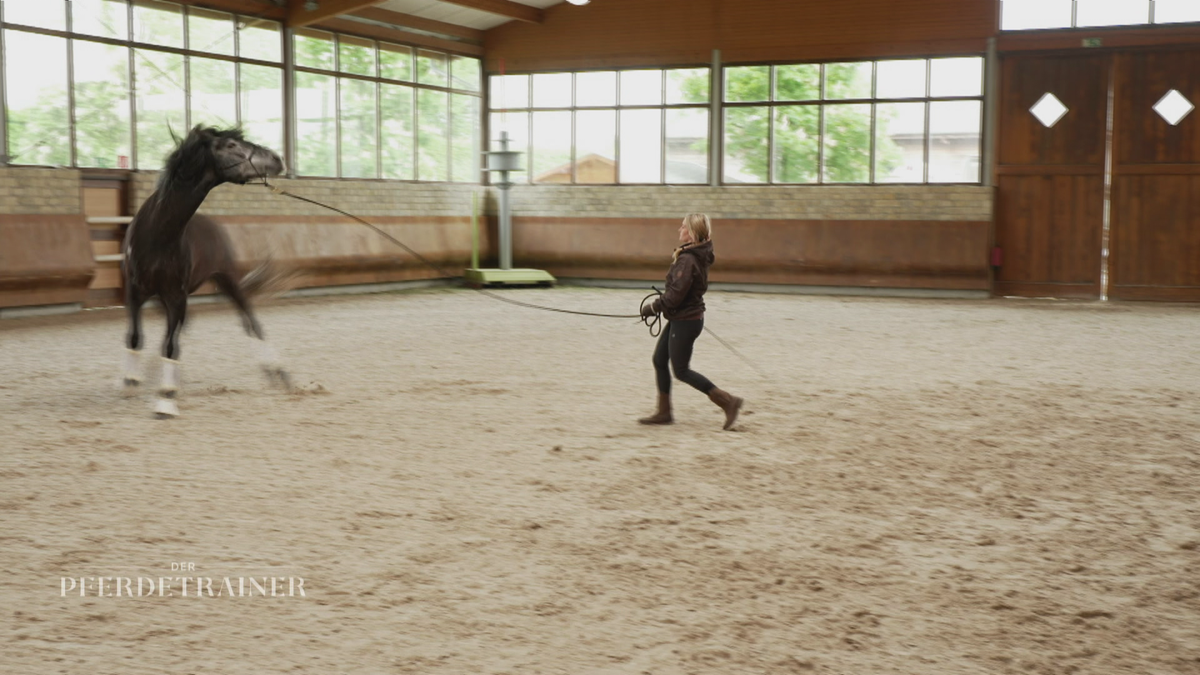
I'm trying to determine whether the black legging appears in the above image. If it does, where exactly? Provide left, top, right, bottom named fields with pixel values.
left=652, top=319, right=715, bottom=395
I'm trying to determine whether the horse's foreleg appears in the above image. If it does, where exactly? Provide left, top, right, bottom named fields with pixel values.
left=154, top=293, right=188, bottom=418
left=214, top=272, right=291, bottom=391
left=122, top=285, right=145, bottom=389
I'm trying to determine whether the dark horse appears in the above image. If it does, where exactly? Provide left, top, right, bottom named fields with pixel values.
left=121, top=125, right=287, bottom=417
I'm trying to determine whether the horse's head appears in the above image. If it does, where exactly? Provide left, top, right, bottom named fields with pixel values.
left=166, top=126, right=285, bottom=188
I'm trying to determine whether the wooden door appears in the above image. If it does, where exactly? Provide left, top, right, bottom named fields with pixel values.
left=994, top=53, right=1110, bottom=298
left=1109, top=47, right=1200, bottom=301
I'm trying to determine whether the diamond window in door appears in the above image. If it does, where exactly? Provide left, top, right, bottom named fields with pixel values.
left=1030, top=92, right=1068, bottom=128
left=1153, top=89, right=1194, bottom=126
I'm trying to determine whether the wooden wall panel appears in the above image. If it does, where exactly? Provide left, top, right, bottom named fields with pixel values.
left=1115, top=48, right=1200, bottom=165
left=484, top=0, right=995, bottom=71
left=993, top=175, right=1102, bottom=298
left=0, top=215, right=94, bottom=308
left=994, top=52, right=1109, bottom=298
left=1109, top=175, right=1200, bottom=299
left=997, top=54, right=1109, bottom=167
left=513, top=217, right=991, bottom=290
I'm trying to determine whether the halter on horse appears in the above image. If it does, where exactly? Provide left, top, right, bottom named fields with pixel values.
left=120, top=125, right=288, bottom=418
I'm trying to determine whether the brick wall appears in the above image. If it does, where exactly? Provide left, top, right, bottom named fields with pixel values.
left=499, top=185, right=993, bottom=221
left=130, top=174, right=480, bottom=218
left=0, top=167, right=82, bottom=214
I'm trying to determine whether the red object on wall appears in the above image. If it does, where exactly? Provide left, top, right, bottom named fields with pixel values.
left=990, top=247, right=1003, bottom=267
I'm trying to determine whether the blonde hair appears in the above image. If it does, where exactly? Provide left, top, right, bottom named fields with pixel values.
left=673, top=213, right=712, bottom=261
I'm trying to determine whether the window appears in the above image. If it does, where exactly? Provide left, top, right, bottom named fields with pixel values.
left=487, top=68, right=712, bottom=184
left=294, top=33, right=480, bottom=180
left=1000, top=0, right=1196, bottom=30
left=724, top=57, right=983, bottom=184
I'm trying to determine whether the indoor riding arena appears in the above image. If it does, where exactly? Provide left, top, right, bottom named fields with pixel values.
left=2, top=1, right=1199, bottom=674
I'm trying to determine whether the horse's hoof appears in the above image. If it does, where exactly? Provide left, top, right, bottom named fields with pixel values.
left=154, top=399, right=179, bottom=418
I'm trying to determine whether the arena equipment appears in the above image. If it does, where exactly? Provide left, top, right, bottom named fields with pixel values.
left=463, top=131, right=556, bottom=287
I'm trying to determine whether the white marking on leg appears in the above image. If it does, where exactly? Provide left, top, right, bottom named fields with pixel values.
left=257, top=340, right=282, bottom=370
left=122, top=349, right=142, bottom=385
left=160, top=357, right=180, bottom=395
left=154, top=398, right=179, bottom=418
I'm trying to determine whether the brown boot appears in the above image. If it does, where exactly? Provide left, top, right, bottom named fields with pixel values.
left=638, top=393, right=673, bottom=425
left=707, top=388, right=743, bottom=430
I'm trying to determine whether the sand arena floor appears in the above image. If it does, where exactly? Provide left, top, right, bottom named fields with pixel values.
left=1, top=287, right=1199, bottom=675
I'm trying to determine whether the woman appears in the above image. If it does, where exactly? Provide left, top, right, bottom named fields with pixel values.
left=639, top=213, right=743, bottom=430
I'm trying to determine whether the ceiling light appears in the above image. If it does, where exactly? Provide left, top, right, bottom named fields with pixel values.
left=304, top=0, right=319, bottom=11
left=566, top=0, right=590, bottom=5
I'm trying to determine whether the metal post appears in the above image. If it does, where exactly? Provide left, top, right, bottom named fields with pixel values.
left=497, top=130, right=513, bottom=270
left=709, top=49, right=721, bottom=186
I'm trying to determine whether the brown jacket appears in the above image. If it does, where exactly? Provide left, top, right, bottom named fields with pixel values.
left=651, top=240, right=713, bottom=321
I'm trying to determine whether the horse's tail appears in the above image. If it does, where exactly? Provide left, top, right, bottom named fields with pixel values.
left=239, top=257, right=298, bottom=299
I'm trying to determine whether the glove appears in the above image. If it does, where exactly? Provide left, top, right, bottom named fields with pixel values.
left=640, top=302, right=657, bottom=319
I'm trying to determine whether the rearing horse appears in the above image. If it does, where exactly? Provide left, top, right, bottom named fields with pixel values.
left=121, top=125, right=287, bottom=418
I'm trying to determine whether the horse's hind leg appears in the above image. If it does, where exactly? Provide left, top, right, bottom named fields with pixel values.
left=154, top=292, right=187, bottom=418
left=122, top=284, right=146, bottom=391
left=213, top=272, right=291, bottom=390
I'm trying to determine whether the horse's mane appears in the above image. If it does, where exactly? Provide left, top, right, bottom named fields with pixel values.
left=157, top=126, right=248, bottom=193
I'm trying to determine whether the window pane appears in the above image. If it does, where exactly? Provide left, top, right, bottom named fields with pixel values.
left=725, top=66, right=769, bottom=102
left=930, top=57, right=983, bottom=97
left=666, top=108, right=708, bottom=184
left=450, top=94, right=479, bottom=182
left=134, top=1, right=183, bottom=49
left=1001, top=0, right=1073, bottom=29
left=339, top=35, right=375, bottom=76
left=774, top=64, right=820, bottom=102
left=241, top=64, right=283, bottom=158
left=74, top=41, right=131, bottom=168
left=574, top=109, right=615, bottom=184
left=189, top=56, right=236, bottom=128
left=723, top=105, right=768, bottom=183
left=3, top=0, right=66, bottom=30
left=772, top=105, right=819, bottom=184
left=134, top=49, right=185, bottom=170
left=381, top=83, right=414, bottom=180
left=239, top=19, right=281, bottom=62
left=417, top=49, right=448, bottom=87
left=5, top=31, right=70, bottom=166
left=1077, top=0, right=1150, bottom=27
left=928, top=100, right=981, bottom=183
left=295, top=71, right=336, bottom=175
left=824, top=62, right=872, bottom=100
left=875, top=102, right=925, bottom=183
left=380, top=43, right=412, bottom=81
left=417, top=89, right=448, bottom=180
left=451, top=55, right=481, bottom=92
left=531, top=110, right=572, bottom=183
left=575, top=71, right=616, bottom=107
left=822, top=103, right=871, bottom=183
left=294, top=29, right=334, bottom=70
left=532, top=72, right=572, bottom=108
left=619, top=108, right=661, bottom=182
left=340, top=78, right=378, bottom=178
left=620, top=70, right=662, bottom=106
left=489, top=111, right=528, bottom=183
left=188, top=7, right=234, bottom=56
left=73, top=0, right=129, bottom=40
left=490, top=74, right=528, bottom=109
left=666, top=68, right=708, bottom=104
left=876, top=59, right=926, bottom=99
left=1156, top=0, right=1200, bottom=23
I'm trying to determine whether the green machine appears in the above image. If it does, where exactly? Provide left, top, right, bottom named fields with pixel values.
left=464, top=131, right=556, bottom=287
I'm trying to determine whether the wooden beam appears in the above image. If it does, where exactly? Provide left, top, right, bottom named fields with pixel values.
left=314, top=17, right=484, bottom=56
left=173, top=0, right=286, bottom=20
left=350, top=7, right=485, bottom=43
left=436, top=0, right=543, bottom=24
left=286, top=0, right=388, bottom=29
